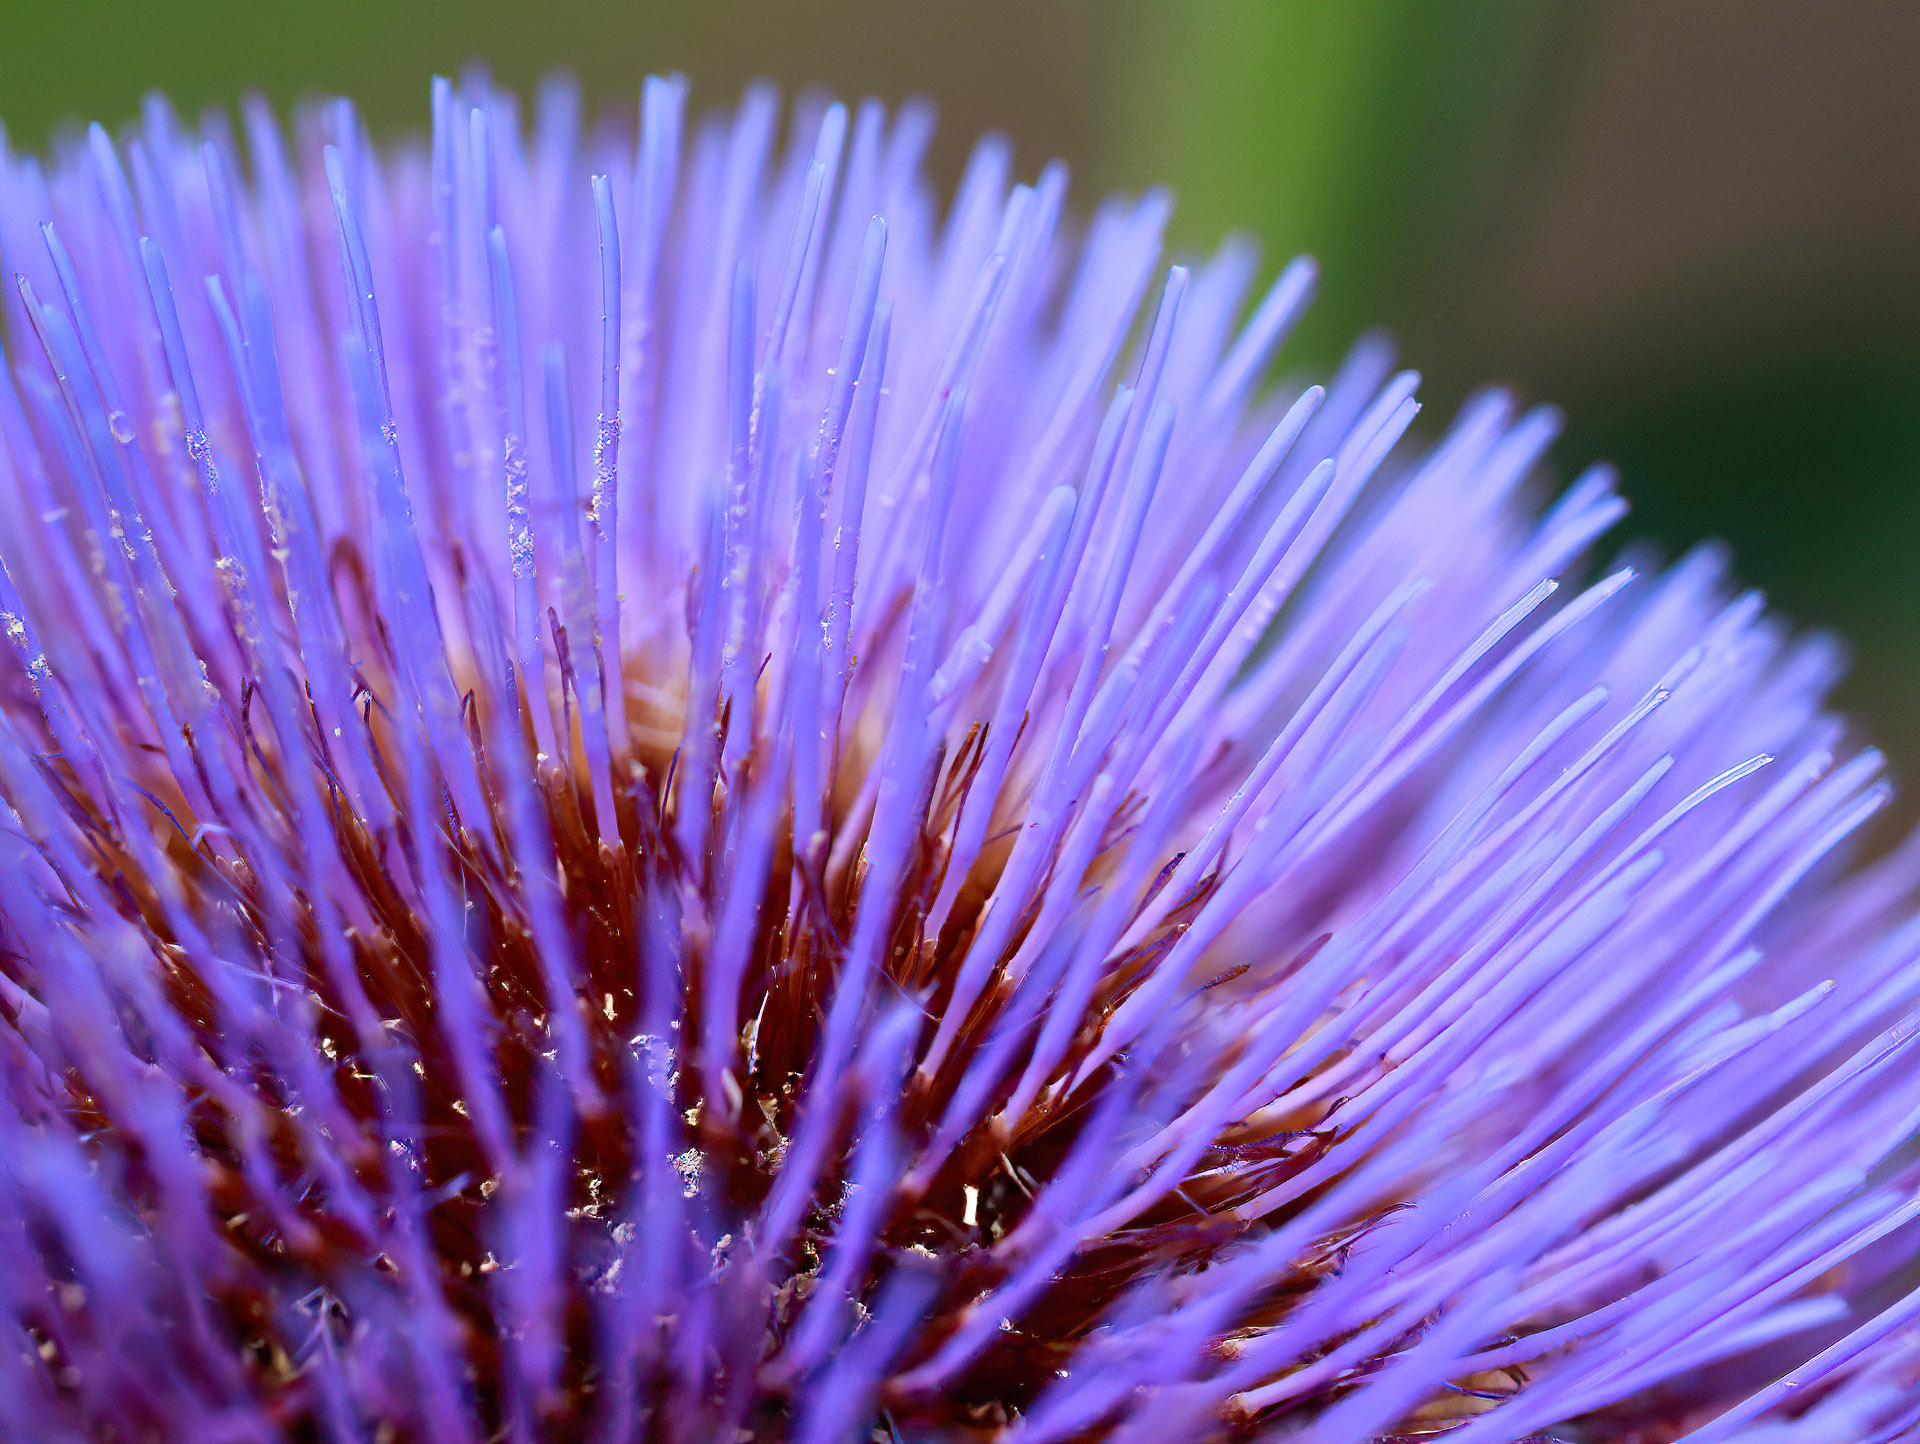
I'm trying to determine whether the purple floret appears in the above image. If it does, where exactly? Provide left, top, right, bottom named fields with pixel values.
left=0, top=75, right=1917, bottom=1443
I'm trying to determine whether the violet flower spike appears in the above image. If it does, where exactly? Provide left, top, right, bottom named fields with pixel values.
left=1, top=76, right=1919, bottom=1444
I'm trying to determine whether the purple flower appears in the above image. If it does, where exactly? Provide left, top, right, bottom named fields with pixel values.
left=0, top=73, right=1918, bottom=1443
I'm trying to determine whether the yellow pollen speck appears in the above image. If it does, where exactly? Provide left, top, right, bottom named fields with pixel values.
left=674, top=1147, right=704, bottom=1197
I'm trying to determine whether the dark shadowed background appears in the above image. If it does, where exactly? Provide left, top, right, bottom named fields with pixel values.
left=4, top=0, right=1917, bottom=787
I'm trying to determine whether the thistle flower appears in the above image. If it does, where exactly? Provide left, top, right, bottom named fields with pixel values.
left=2, top=72, right=1920, bottom=1444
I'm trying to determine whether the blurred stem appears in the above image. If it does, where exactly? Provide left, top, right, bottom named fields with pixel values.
left=1114, top=0, right=1571, bottom=375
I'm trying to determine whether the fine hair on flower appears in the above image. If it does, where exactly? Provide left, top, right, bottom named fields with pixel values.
left=1, top=72, right=1920, bottom=1444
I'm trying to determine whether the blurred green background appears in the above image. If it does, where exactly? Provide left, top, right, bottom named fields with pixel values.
left=4, top=0, right=1917, bottom=782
